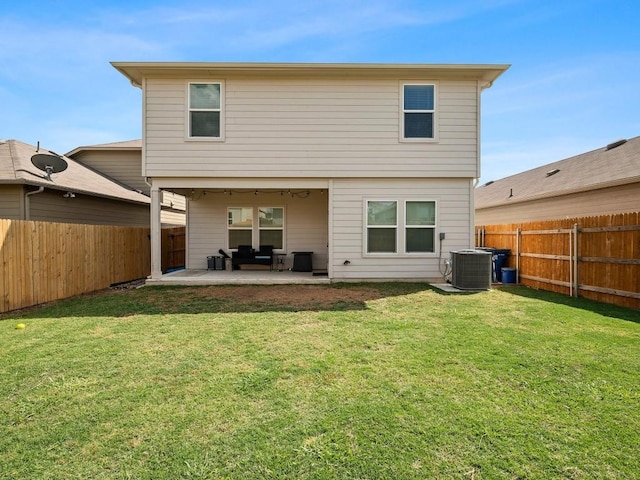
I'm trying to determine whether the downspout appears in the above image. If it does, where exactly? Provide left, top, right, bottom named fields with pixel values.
left=24, top=186, right=44, bottom=220
left=472, top=79, right=483, bottom=247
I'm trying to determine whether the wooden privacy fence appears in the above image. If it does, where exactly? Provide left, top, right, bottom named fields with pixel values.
left=476, top=212, right=639, bottom=310
left=162, top=226, right=185, bottom=272
left=1, top=219, right=151, bottom=313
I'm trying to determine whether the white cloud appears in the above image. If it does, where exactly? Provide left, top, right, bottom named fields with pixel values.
left=3, top=0, right=636, bottom=167
left=217, top=1, right=520, bottom=52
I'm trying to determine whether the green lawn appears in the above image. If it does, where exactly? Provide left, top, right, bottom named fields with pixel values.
left=1, top=284, right=639, bottom=479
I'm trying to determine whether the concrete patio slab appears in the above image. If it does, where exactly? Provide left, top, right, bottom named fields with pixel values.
left=145, top=269, right=331, bottom=286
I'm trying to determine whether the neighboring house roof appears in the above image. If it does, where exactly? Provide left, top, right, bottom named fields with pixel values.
left=475, top=136, right=640, bottom=209
left=0, top=139, right=149, bottom=205
left=111, top=61, right=509, bottom=88
left=65, top=139, right=142, bottom=157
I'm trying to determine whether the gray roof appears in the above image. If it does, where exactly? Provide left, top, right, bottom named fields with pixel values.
left=475, top=136, right=640, bottom=209
left=65, top=139, right=141, bottom=157
left=0, top=139, right=149, bottom=204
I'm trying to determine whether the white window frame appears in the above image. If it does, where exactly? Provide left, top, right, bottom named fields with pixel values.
left=186, top=80, right=225, bottom=141
left=364, top=199, right=438, bottom=257
left=258, top=206, right=285, bottom=250
left=404, top=200, right=437, bottom=254
left=399, top=81, right=438, bottom=143
left=365, top=200, right=398, bottom=255
left=227, top=206, right=253, bottom=249
left=226, top=206, right=286, bottom=251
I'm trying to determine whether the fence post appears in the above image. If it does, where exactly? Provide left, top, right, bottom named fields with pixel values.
left=569, top=228, right=573, bottom=297
left=476, top=227, right=484, bottom=247
left=472, top=214, right=638, bottom=308
left=516, top=227, right=521, bottom=284
left=573, top=223, right=579, bottom=297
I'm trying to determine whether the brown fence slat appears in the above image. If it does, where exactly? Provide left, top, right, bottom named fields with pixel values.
left=520, top=229, right=573, bottom=235
left=477, top=212, right=639, bottom=310
left=581, top=225, right=640, bottom=233
left=0, top=219, right=152, bottom=314
left=162, top=227, right=186, bottom=272
left=580, top=257, right=640, bottom=265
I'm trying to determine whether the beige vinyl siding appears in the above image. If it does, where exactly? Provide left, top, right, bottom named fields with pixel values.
left=71, top=150, right=187, bottom=221
left=144, top=77, right=478, bottom=178
left=161, top=208, right=186, bottom=227
left=186, top=190, right=328, bottom=270
left=29, top=191, right=150, bottom=226
left=72, top=150, right=149, bottom=194
left=331, top=178, right=471, bottom=280
left=0, top=185, right=24, bottom=219
left=475, top=182, right=640, bottom=225
left=162, top=191, right=186, bottom=211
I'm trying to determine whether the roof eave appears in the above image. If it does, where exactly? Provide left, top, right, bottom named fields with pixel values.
left=1, top=179, right=150, bottom=205
left=111, top=61, right=510, bottom=88
left=44, top=184, right=150, bottom=205
left=476, top=176, right=640, bottom=210
left=66, top=145, right=142, bottom=157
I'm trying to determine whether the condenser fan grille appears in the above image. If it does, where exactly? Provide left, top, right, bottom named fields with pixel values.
left=451, top=250, right=492, bottom=290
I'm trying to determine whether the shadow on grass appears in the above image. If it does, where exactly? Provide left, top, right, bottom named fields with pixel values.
left=498, top=285, right=640, bottom=324
left=428, top=285, right=488, bottom=297
left=7, top=283, right=434, bottom=319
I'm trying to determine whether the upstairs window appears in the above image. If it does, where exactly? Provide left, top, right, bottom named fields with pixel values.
left=402, top=84, right=435, bottom=140
left=188, top=82, right=222, bottom=138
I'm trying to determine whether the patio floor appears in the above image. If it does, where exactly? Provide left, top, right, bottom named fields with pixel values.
left=146, top=268, right=331, bottom=285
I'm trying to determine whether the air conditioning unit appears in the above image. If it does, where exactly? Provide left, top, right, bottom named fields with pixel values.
left=451, top=250, right=492, bottom=290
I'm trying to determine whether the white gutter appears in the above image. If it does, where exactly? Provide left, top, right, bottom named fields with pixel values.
left=24, top=186, right=44, bottom=220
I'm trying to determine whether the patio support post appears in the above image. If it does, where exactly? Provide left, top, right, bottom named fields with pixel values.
left=327, top=180, right=334, bottom=279
left=150, top=186, right=162, bottom=279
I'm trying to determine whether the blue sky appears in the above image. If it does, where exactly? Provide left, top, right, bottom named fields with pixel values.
left=1, top=0, right=638, bottom=183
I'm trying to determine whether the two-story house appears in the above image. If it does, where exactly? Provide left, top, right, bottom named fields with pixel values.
left=112, top=62, right=508, bottom=281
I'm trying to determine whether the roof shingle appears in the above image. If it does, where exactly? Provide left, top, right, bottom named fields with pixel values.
left=0, top=140, right=149, bottom=205
left=476, top=136, right=640, bottom=209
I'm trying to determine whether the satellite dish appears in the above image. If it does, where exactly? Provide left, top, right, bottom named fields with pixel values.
left=31, top=153, right=68, bottom=181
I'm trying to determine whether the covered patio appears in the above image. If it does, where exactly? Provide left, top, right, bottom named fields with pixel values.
left=149, top=181, right=330, bottom=281
left=146, top=268, right=331, bottom=286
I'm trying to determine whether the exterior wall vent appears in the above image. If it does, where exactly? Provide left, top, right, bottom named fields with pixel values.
left=606, top=139, right=627, bottom=151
